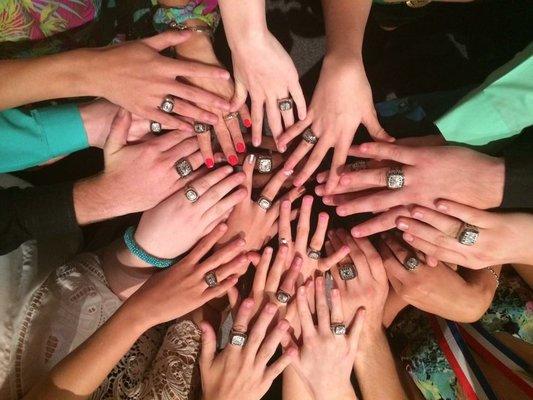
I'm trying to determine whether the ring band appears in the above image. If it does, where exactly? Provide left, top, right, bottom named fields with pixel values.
left=302, top=128, right=318, bottom=145
left=223, top=112, right=239, bottom=122
left=349, top=160, right=367, bottom=171
left=229, top=329, right=248, bottom=347
left=175, top=158, right=193, bottom=178
left=330, top=323, right=347, bottom=335
left=160, top=96, right=174, bottom=113
left=404, top=256, right=420, bottom=271
left=256, top=196, right=273, bottom=211
left=204, top=270, right=218, bottom=287
left=386, top=167, right=405, bottom=189
left=193, top=122, right=209, bottom=134
left=307, top=247, right=321, bottom=260
left=457, top=223, right=479, bottom=246
left=184, top=186, right=199, bottom=203
left=276, top=289, right=291, bottom=304
left=278, top=97, right=294, bottom=111
left=339, top=264, right=357, bottom=280
left=150, top=121, right=162, bottom=134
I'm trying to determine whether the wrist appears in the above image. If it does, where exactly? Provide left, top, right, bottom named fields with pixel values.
left=354, top=327, right=388, bottom=367
left=324, top=50, right=363, bottom=67
left=78, top=100, right=118, bottom=148
left=227, top=27, right=268, bottom=53
left=174, top=31, right=217, bottom=62
left=116, top=300, right=152, bottom=335
left=487, top=157, right=505, bottom=208
left=314, top=383, right=356, bottom=400
left=73, top=175, right=124, bottom=225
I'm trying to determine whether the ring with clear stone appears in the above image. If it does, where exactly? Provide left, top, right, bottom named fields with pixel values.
left=204, top=270, right=218, bottom=287
left=457, top=223, right=479, bottom=246
left=302, top=128, right=318, bottom=145
left=175, top=158, right=193, bottom=178
left=330, top=323, right=347, bottom=335
left=193, top=121, right=209, bottom=134
left=276, top=289, right=291, bottom=304
left=279, top=237, right=289, bottom=246
left=184, top=186, right=199, bottom=203
left=150, top=121, right=162, bottom=133
left=403, top=256, right=420, bottom=271
left=256, top=195, right=272, bottom=211
left=307, top=247, right=321, bottom=260
left=160, top=96, right=174, bottom=113
left=256, top=154, right=273, bottom=174
left=229, top=329, right=248, bottom=347
left=339, top=263, right=357, bottom=280
left=277, top=97, right=294, bottom=111
left=386, top=167, right=405, bottom=189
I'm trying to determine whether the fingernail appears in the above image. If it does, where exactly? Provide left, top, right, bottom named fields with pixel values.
left=316, top=174, right=326, bottom=183
left=293, top=178, right=302, bottom=187
left=315, top=186, right=324, bottom=196
left=252, top=138, right=260, bottom=147
left=351, top=228, right=360, bottom=238
left=413, top=211, right=424, bottom=219
left=228, top=155, right=238, bottom=166
left=437, top=203, right=448, bottom=212
left=279, top=145, right=287, bottom=153
left=323, top=196, right=332, bottom=205
left=403, top=233, right=414, bottom=243
left=336, top=207, right=346, bottom=216
left=236, top=142, right=246, bottom=153
left=205, top=158, right=214, bottom=168
left=247, top=154, right=256, bottom=164
left=243, top=119, right=252, bottom=128
left=397, top=221, right=409, bottom=230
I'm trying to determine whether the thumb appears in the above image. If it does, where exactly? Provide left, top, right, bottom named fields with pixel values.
left=199, top=321, right=217, bottom=369
left=104, top=108, right=131, bottom=155
left=141, top=30, right=192, bottom=52
left=364, top=113, right=395, bottom=143
left=230, top=79, right=248, bottom=112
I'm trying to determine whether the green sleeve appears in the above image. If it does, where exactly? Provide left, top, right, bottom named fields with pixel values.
left=435, top=42, right=533, bottom=146
left=0, top=103, right=88, bottom=173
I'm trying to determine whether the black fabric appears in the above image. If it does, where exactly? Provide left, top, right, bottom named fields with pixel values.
left=500, top=128, right=533, bottom=209
left=0, top=182, right=80, bottom=255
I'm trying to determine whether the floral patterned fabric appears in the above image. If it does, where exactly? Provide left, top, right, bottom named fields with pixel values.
left=152, top=1, right=219, bottom=32
left=388, top=268, right=533, bottom=400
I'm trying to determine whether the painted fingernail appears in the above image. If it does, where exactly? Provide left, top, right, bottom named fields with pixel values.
left=247, top=154, right=256, bottom=164
left=228, top=155, right=238, bottom=166
left=397, top=221, right=409, bottom=230
left=236, top=142, right=246, bottom=153
left=205, top=158, right=214, bottom=168
left=243, top=119, right=252, bottom=128
left=403, top=233, right=414, bottom=242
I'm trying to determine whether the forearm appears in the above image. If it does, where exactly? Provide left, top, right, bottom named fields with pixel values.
left=24, top=305, right=148, bottom=400
left=354, top=329, right=407, bottom=400
left=0, top=50, right=92, bottom=110
left=383, top=290, right=408, bottom=328
left=282, top=367, right=315, bottom=400
left=321, top=0, right=372, bottom=59
left=218, top=0, right=268, bottom=49
left=73, top=176, right=125, bottom=225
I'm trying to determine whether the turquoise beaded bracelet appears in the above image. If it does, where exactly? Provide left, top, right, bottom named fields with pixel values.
left=123, top=226, right=176, bottom=268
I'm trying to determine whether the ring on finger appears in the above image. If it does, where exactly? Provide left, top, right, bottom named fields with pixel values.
left=204, top=270, right=218, bottom=287
left=403, top=255, right=420, bottom=271
left=307, top=247, right=321, bottom=260
left=229, top=328, right=248, bottom=347
left=223, top=111, right=239, bottom=122
left=279, top=237, right=289, bottom=246
left=184, top=186, right=199, bottom=203
left=256, top=153, right=273, bottom=174
left=275, top=289, right=291, bottom=304
left=302, top=127, right=318, bottom=145
left=150, top=121, right=162, bottom=134
left=277, top=97, right=294, bottom=112
left=256, top=195, right=273, bottom=211
left=457, top=223, right=479, bottom=246
left=160, top=96, right=174, bottom=113
left=339, top=263, right=357, bottom=280
left=175, top=158, right=193, bottom=178
left=386, top=167, right=405, bottom=189
left=193, top=121, right=210, bottom=134
left=330, top=323, right=347, bottom=335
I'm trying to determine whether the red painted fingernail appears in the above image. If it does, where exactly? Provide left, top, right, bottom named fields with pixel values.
left=205, top=158, right=214, bottom=168
left=236, top=142, right=246, bottom=153
left=228, top=155, right=238, bottom=166
left=243, top=119, right=252, bottom=128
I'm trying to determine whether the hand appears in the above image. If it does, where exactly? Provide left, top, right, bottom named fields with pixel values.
left=199, top=301, right=297, bottom=400
left=380, top=233, right=499, bottom=322
left=174, top=32, right=252, bottom=166
left=73, top=109, right=199, bottom=224
left=327, top=229, right=388, bottom=333
left=395, top=201, right=533, bottom=269
left=123, top=225, right=251, bottom=330
left=290, top=277, right=364, bottom=400
left=229, top=30, right=306, bottom=147
left=279, top=196, right=349, bottom=280
left=219, top=153, right=305, bottom=250
left=322, top=142, right=504, bottom=217
left=278, top=55, right=394, bottom=191
left=86, top=31, right=232, bottom=131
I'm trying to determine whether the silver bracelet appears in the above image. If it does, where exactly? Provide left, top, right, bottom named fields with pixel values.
left=486, top=266, right=500, bottom=287
left=168, top=21, right=213, bottom=40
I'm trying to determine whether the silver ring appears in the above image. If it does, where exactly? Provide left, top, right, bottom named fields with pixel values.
left=457, top=223, right=479, bottom=246
left=223, top=111, right=239, bottom=122
left=279, top=237, right=289, bottom=246
left=349, top=160, right=367, bottom=171
left=404, top=256, right=420, bottom=271
left=302, top=128, right=318, bottom=145
left=160, top=96, right=174, bottom=113
left=256, top=195, right=272, bottom=211
left=330, top=323, right=347, bottom=335
left=193, top=121, right=209, bottom=134
left=150, top=121, right=162, bottom=133
left=276, top=289, right=291, bottom=304
left=184, top=186, right=199, bottom=203
left=278, top=97, right=294, bottom=111
left=307, top=247, right=321, bottom=260
left=204, top=270, right=218, bottom=287
left=386, top=167, right=405, bottom=189
left=339, top=264, right=357, bottom=280
left=256, top=154, right=273, bottom=174
left=229, top=329, right=248, bottom=347
left=175, top=158, right=193, bottom=178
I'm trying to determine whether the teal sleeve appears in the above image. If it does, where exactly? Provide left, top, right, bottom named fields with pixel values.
left=435, top=42, right=533, bottom=146
left=0, top=103, right=88, bottom=173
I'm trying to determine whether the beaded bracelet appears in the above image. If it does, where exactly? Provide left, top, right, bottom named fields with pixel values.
left=123, top=226, right=176, bottom=268
left=153, top=1, right=220, bottom=33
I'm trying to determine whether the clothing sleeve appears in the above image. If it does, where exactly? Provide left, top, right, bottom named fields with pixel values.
left=435, top=42, right=533, bottom=146
left=0, top=103, right=88, bottom=173
left=500, top=128, right=533, bottom=209
left=0, top=182, right=80, bottom=255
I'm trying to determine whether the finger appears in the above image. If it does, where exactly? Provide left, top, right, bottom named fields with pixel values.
left=260, top=168, right=293, bottom=202
left=396, top=217, right=461, bottom=252
left=348, top=308, right=366, bottom=350
left=326, top=242, right=346, bottom=289
left=251, top=96, right=264, bottom=147
left=324, top=135, right=352, bottom=193
left=151, top=108, right=194, bottom=133
left=239, top=103, right=252, bottom=130
left=245, top=303, right=278, bottom=357
left=152, top=128, right=192, bottom=150
left=435, top=200, right=488, bottom=227
left=190, top=165, right=234, bottom=196
left=171, top=83, right=229, bottom=117
left=163, top=137, right=199, bottom=164
left=317, top=244, right=350, bottom=272
left=104, top=108, right=131, bottom=154
left=230, top=298, right=255, bottom=338
left=410, top=206, right=464, bottom=238
left=170, top=58, right=231, bottom=80
left=265, top=246, right=289, bottom=293
left=213, top=122, right=238, bottom=165
left=266, top=98, right=283, bottom=141
left=277, top=118, right=310, bottom=152
left=227, top=286, right=240, bottom=310
left=292, top=141, right=330, bottom=187
left=283, top=136, right=313, bottom=171
left=202, top=188, right=247, bottom=225
left=334, top=167, right=390, bottom=194
left=203, top=208, right=233, bottom=235
left=196, top=130, right=215, bottom=168
left=199, top=321, right=217, bottom=369
left=308, top=212, right=329, bottom=250
left=263, top=346, right=297, bottom=383
left=402, top=232, right=465, bottom=266
left=315, top=276, right=331, bottom=334
left=351, top=206, right=411, bottom=238
left=225, top=113, right=246, bottom=154
left=252, top=247, right=273, bottom=296
left=329, top=288, right=344, bottom=324
left=280, top=99, right=295, bottom=129
left=203, top=275, right=240, bottom=303
left=295, top=195, right=313, bottom=250
left=230, top=79, right=248, bottom=112
left=198, top=236, right=247, bottom=274
left=352, top=142, right=416, bottom=165
left=296, top=285, right=316, bottom=339
left=242, top=153, right=256, bottom=194
left=378, top=240, right=408, bottom=286
left=278, top=200, right=293, bottom=246
left=289, top=80, right=307, bottom=121
left=142, top=30, right=193, bottom=51
left=382, top=234, right=417, bottom=279
left=213, top=253, right=250, bottom=283
left=278, top=256, right=302, bottom=297
left=354, top=237, right=387, bottom=284
left=364, top=113, right=395, bottom=143
left=256, top=318, right=291, bottom=366
left=198, top=171, right=245, bottom=211
left=336, top=189, right=408, bottom=217
left=185, top=223, right=228, bottom=264
left=337, top=229, right=371, bottom=281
